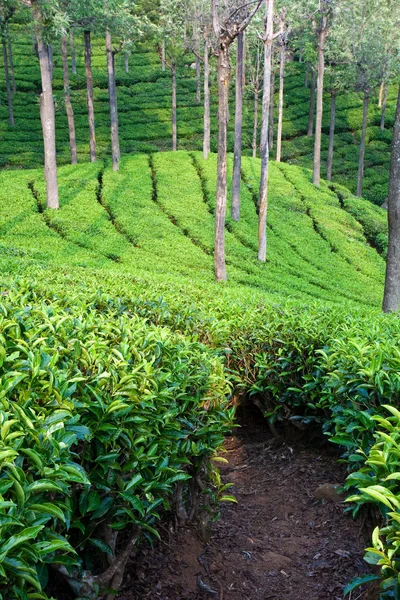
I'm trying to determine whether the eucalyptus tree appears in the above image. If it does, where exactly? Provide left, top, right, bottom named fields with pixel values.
left=212, top=0, right=262, bottom=281
left=231, top=30, right=245, bottom=221
left=159, top=0, right=186, bottom=152
left=61, top=32, right=77, bottom=163
left=19, top=0, right=66, bottom=208
left=258, top=0, right=276, bottom=262
left=0, top=0, right=17, bottom=126
left=246, top=29, right=263, bottom=158
left=382, top=84, right=400, bottom=313
left=275, top=7, right=288, bottom=163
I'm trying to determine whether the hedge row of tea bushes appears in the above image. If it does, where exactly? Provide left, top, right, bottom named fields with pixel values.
left=1, top=261, right=400, bottom=597
left=0, top=24, right=397, bottom=203
left=0, top=285, right=233, bottom=599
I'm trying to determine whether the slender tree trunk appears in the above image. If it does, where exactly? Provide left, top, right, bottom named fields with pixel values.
left=276, top=43, right=285, bottom=162
left=252, top=85, right=259, bottom=158
left=48, top=44, right=53, bottom=80
left=215, top=43, right=230, bottom=282
left=383, top=85, right=400, bottom=312
left=171, top=62, right=177, bottom=151
left=307, top=68, right=316, bottom=137
left=313, top=29, right=327, bottom=186
left=7, top=39, right=16, bottom=94
left=356, top=92, right=369, bottom=197
left=326, top=90, right=336, bottom=181
left=258, top=0, right=274, bottom=263
left=84, top=30, right=96, bottom=162
left=304, top=65, right=308, bottom=88
left=380, top=84, right=388, bottom=131
left=125, top=52, right=129, bottom=73
left=161, top=38, right=166, bottom=71
left=232, top=31, right=244, bottom=221
left=106, top=30, right=120, bottom=171
left=2, top=39, right=14, bottom=125
left=196, top=55, right=201, bottom=103
left=269, top=67, right=274, bottom=150
left=203, top=38, right=210, bottom=159
left=378, top=81, right=384, bottom=108
left=70, top=30, right=76, bottom=75
left=33, top=4, right=58, bottom=209
left=61, top=36, right=77, bottom=165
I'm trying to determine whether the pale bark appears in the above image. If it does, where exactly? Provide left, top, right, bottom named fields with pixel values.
left=383, top=85, right=400, bottom=312
left=70, top=30, right=76, bottom=75
left=196, top=55, right=201, bottom=103
left=356, top=92, right=369, bottom=197
left=61, top=36, right=77, bottom=165
left=276, top=43, right=285, bottom=162
left=307, top=68, right=316, bottom=137
left=125, top=52, right=129, bottom=73
left=252, top=85, right=259, bottom=158
left=304, top=65, right=308, bottom=88
left=313, top=27, right=327, bottom=185
left=7, top=39, right=15, bottom=94
left=33, top=3, right=58, bottom=209
left=48, top=44, right=53, bottom=80
left=269, top=67, right=274, bottom=150
left=161, top=38, right=166, bottom=71
left=106, top=30, right=120, bottom=171
left=203, top=37, right=210, bottom=159
left=380, top=83, right=388, bottom=131
left=378, top=81, right=384, bottom=108
left=258, top=0, right=274, bottom=263
left=84, top=30, right=96, bottom=162
left=172, top=62, right=177, bottom=151
left=2, top=39, right=14, bottom=125
left=215, top=44, right=229, bottom=281
left=232, top=31, right=244, bottom=221
left=326, top=90, right=336, bottom=181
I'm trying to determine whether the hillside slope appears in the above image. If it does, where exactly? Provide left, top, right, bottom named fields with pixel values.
left=0, top=151, right=386, bottom=307
left=0, top=22, right=396, bottom=205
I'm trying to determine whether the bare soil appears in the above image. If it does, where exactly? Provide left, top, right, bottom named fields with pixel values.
left=119, top=412, right=376, bottom=600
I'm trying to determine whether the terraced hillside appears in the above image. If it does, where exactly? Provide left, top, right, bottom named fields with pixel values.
left=0, top=22, right=397, bottom=204
left=0, top=151, right=387, bottom=307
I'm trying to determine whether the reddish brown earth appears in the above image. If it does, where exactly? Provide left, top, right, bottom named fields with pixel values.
left=119, top=414, right=376, bottom=600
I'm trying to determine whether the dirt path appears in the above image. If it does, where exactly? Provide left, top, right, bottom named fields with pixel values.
left=120, top=416, right=374, bottom=600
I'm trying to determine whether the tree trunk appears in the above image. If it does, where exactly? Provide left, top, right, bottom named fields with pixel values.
left=356, top=92, right=369, bottom=197
left=326, top=90, right=336, bottom=181
left=106, top=30, right=120, bottom=171
left=196, top=55, right=201, bottom=103
left=125, top=52, right=129, bottom=74
left=380, top=84, right=388, bottom=131
left=232, top=31, right=244, bottom=221
left=161, top=38, right=166, bottom=71
left=171, top=62, right=177, bottom=151
left=382, top=85, right=400, bottom=312
left=215, top=43, right=230, bottom=282
left=2, top=39, right=14, bottom=125
left=7, top=39, right=16, bottom=94
left=252, top=85, right=259, bottom=158
left=269, top=67, right=274, bottom=150
left=304, top=65, right=308, bottom=88
left=276, top=43, right=285, bottom=162
left=84, top=30, right=96, bottom=162
left=258, top=0, right=274, bottom=263
left=307, top=68, right=316, bottom=137
left=70, top=30, right=77, bottom=75
left=48, top=44, right=53, bottom=80
left=313, top=29, right=327, bottom=186
left=33, top=3, right=58, bottom=209
left=61, top=36, right=77, bottom=165
left=203, top=38, right=210, bottom=159
left=378, top=81, right=384, bottom=108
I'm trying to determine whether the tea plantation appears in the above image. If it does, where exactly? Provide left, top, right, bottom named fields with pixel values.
left=0, top=23, right=397, bottom=204
left=0, top=146, right=399, bottom=597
